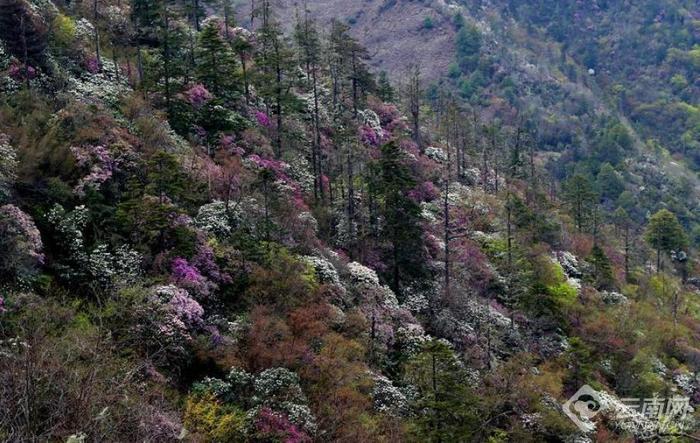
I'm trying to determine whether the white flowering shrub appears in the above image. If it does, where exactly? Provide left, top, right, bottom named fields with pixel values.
left=600, top=291, right=629, bottom=305
left=0, top=134, right=18, bottom=202
left=48, top=204, right=141, bottom=287
left=401, top=284, right=432, bottom=313
left=395, top=325, right=430, bottom=358
left=253, top=367, right=305, bottom=404
left=193, top=366, right=318, bottom=435
left=595, top=391, right=658, bottom=439
left=554, top=251, right=583, bottom=278
left=425, top=146, right=448, bottom=163
left=87, top=244, right=142, bottom=288
left=66, top=58, right=130, bottom=108
left=302, top=255, right=340, bottom=286
left=347, top=261, right=380, bottom=286
left=359, top=109, right=382, bottom=132
left=195, top=200, right=232, bottom=237
left=286, top=155, right=315, bottom=195
left=74, top=18, right=95, bottom=42
left=371, top=374, right=411, bottom=417
left=47, top=204, right=89, bottom=269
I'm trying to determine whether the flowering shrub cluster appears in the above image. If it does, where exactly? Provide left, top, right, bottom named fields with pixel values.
left=424, top=146, right=448, bottom=163
left=0, top=204, right=44, bottom=283
left=70, top=144, right=116, bottom=196
left=195, top=200, right=232, bottom=237
left=247, top=154, right=288, bottom=177
left=368, top=100, right=407, bottom=133
left=371, top=373, right=412, bottom=417
left=0, top=133, right=18, bottom=201
left=87, top=243, right=142, bottom=288
left=255, top=111, right=272, bottom=128
left=171, top=257, right=215, bottom=298
left=151, top=285, right=204, bottom=336
left=48, top=204, right=88, bottom=263
left=253, top=407, right=310, bottom=443
left=184, top=83, right=213, bottom=108
left=408, top=181, right=440, bottom=203
left=8, top=63, right=37, bottom=81
left=302, top=255, right=341, bottom=286
left=48, top=204, right=141, bottom=287
left=345, top=261, right=419, bottom=349
left=191, top=366, right=317, bottom=437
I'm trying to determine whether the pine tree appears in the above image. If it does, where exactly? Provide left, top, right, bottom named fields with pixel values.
left=327, top=19, right=373, bottom=116
left=142, top=7, right=188, bottom=115
left=645, top=209, right=687, bottom=272
left=376, top=71, right=395, bottom=102
left=131, top=0, right=162, bottom=45
left=255, top=2, right=295, bottom=158
left=196, top=18, right=239, bottom=98
left=371, top=141, right=428, bottom=297
left=294, top=8, right=324, bottom=201
left=0, top=0, right=48, bottom=72
left=589, top=244, right=614, bottom=290
left=562, top=173, right=598, bottom=232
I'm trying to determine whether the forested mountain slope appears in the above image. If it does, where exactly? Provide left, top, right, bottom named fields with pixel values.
left=274, top=0, right=700, bottom=229
left=0, top=0, right=699, bottom=441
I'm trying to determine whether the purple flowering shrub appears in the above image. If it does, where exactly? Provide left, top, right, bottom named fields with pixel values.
left=253, top=407, right=311, bottom=443
left=8, top=63, right=37, bottom=81
left=132, top=285, right=204, bottom=368
left=359, top=124, right=380, bottom=147
left=408, top=181, right=440, bottom=203
left=184, top=83, right=213, bottom=108
left=70, top=144, right=117, bottom=196
left=84, top=56, right=101, bottom=73
left=171, top=257, right=217, bottom=298
left=0, top=204, right=44, bottom=282
left=255, top=111, right=272, bottom=128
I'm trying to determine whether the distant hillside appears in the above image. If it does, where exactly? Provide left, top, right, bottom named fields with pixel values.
left=271, top=0, right=700, bottom=228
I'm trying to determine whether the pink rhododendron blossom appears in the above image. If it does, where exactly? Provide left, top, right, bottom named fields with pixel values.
left=359, top=125, right=380, bottom=147
left=248, top=155, right=288, bottom=176
left=8, top=63, right=37, bottom=81
left=185, top=84, right=213, bottom=107
left=255, top=111, right=272, bottom=128
left=254, top=408, right=310, bottom=443
left=0, top=204, right=44, bottom=266
left=85, top=56, right=101, bottom=73
left=172, top=257, right=204, bottom=284
left=408, top=181, right=440, bottom=203
left=70, top=145, right=116, bottom=196
left=169, top=289, right=205, bottom=327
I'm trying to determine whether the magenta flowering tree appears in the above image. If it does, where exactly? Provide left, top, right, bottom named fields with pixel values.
left=408, top=181, right=440, bottom=203
left=8, top=63, right=37, bottom=81
left=171, top=257, right=216, bottom=298
left=255, top=111, right=272, bottom=128
left=253, top=407, right=311, bottom=443
left=85, top=56, right=101, bottom=73
left=359, top=125, right=380, bottom=147
left=247, top=154, right=289, bottom=178
left=184, top=84, right=213, bottom=108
